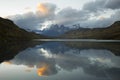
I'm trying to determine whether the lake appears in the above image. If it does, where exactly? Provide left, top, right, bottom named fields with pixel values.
left=0, top=40, right=120, bottom=80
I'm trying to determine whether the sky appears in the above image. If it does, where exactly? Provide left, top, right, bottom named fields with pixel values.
left=0, top=0, right=120, bottom=30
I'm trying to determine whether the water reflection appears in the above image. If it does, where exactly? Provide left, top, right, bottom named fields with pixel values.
left=0, top=41, right=120, bottom=80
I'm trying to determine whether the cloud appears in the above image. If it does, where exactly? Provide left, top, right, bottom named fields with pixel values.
left=36, top=3, right=56, bottom=17
left=83, top=0, right=105, bottom=13
left=53, top=7, right=90, bottom=26
left=105, top=0, right=120, bottom=9
left=37, top=3, right=49, bottom=15
left=83, top=0, right=120, bottom=12
left=111, top=9, right=120, bottom=21
left=8, top=1, right=120, bottom=30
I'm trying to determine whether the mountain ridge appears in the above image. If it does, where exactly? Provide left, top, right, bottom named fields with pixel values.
left=33, top=24, right=72, bottom=37
left=60, top=21, right=120, bottom=40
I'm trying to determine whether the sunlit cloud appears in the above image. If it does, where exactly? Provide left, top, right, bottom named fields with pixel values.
left=37, top=3, right=48, bottom=15
left=37, top=64, right=49, bottom=76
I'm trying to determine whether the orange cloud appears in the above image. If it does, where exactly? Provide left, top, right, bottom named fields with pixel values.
left=37, top=65, right=48, bottom=76
left=37, top=3, right=48, bottom=15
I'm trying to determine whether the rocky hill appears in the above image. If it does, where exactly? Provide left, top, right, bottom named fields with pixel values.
left=61, top=21, right=120, bottom=40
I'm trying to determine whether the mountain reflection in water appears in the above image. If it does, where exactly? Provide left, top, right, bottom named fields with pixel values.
left=0, top=41, right=120, bottom=80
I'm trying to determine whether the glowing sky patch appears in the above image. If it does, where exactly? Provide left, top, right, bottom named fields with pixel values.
left=37, top=3, right=48, bottom=15
left=37, top=65, right=49, bottom=76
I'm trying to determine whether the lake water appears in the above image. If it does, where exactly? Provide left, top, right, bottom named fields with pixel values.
left=0, top=40, right=120, bottom=80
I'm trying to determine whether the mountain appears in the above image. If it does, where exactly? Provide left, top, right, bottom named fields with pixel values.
left=0, top=17, right=47, bottom=42
left=61, top=21, right=120, bottom=40
left=33, top=24, right=71, bottom=37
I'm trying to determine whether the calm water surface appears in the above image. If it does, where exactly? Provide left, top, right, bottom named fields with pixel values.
left=0, top=41, right=120, bottom=80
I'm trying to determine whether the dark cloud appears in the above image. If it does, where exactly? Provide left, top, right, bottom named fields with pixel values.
left=10, top=12, right=43, bottom=30
left=53, top=7, right=90, bottom=25
left=80, top=17, right=115, bottom=28
left=105, top=0, right=120, bottom=9
left=83, top=0, right=120, bottom=12
left=83, top=0, right=105, bottom=13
